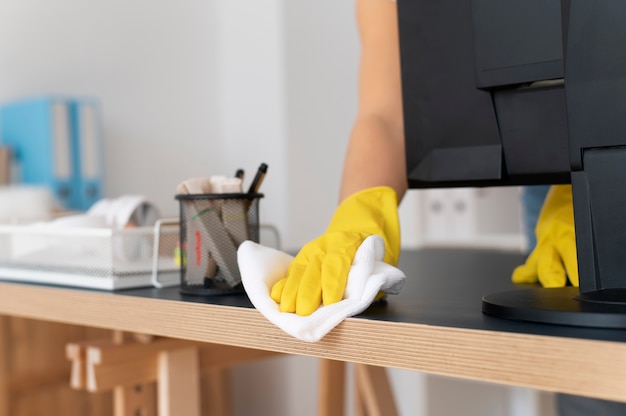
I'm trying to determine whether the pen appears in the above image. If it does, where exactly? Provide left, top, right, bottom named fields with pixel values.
left=247, top=163, right=268, bottom=194
left=234, top=169, right=244, bottom=181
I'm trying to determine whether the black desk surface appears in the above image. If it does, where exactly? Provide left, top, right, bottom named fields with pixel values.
left=120, top=248, right=626, bottom=344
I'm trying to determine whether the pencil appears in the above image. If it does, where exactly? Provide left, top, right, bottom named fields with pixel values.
left=247, top=163, right=268, bottom=194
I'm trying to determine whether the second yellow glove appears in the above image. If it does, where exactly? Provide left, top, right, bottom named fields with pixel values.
left=271, top=186, right=401, bottom=316
left=512, top=185, right=579, bottom=288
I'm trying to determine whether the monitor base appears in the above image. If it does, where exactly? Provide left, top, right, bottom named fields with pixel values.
left=482, top=287, right=626, bottom=328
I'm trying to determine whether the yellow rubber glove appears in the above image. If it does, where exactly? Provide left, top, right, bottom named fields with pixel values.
left=512, top=185, right=579, bottom=287
left=270, top=186, right=401, bottom=316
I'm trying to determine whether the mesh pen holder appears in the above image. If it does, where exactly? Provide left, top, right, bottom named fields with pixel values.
left=176, top=193, right=262, bottom=295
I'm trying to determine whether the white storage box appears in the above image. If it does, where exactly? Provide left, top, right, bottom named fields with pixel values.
left=0, top=219, right=180, bottom=290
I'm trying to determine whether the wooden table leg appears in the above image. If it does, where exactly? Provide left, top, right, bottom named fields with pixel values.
left=203, top=367, right=232, bottom=416
left=0, top=316, right=9, bottom=416
left=354, top=364, right=398, bottom=416
left=157, top=346, right=201, bottom=416
left=318, top=359, right=346, bottom=416
left=114, top=383, right=157, bottom=416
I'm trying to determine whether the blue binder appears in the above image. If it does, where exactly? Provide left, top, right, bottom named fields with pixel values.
left=70, top=98, right=104, bottom=211
left=0, top=96, right=105, bottom=211
left=0, top=96, right=76, bottom=208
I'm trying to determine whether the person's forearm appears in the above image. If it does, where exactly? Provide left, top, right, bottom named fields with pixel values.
left=340, top=113, right=407, bottom=202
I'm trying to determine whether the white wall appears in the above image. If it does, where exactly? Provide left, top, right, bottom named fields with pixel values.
left=0, top=1, right=547, bottom=415
left=282, top=0, right=360, bottom=247
left=1, top=0, right=219, bottom=213
left=406, top=187, right=525, bottom=251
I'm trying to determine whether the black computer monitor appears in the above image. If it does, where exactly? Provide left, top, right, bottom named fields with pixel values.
left=397, top=0, right=626, bottom=327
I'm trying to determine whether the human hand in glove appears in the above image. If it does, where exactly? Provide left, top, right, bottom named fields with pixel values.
left=512, top=185, right=579, bottom=287
left=270, top=186, right=401, bottom=316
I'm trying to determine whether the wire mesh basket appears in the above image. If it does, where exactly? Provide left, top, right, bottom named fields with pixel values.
left=0, top=220, right=180, bottom=290
left=176, top=192, right=262, bottom=295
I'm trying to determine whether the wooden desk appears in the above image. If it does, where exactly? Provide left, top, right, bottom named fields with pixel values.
left=1, top=248, right=625, bottom=404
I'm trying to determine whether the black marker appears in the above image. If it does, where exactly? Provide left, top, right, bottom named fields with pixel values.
left=234, top=169, right=245, bottom=181
left=247, top=163, right=268, bottom=194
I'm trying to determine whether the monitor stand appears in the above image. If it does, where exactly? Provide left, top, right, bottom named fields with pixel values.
left=483, top=147, right=626, bottom=328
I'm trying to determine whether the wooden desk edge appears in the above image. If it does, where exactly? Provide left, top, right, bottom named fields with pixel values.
left=0, top=281, right=624, bottom=402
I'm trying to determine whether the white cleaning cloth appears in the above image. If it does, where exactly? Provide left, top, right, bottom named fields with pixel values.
left=237, top=235, right=406, bottom=342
